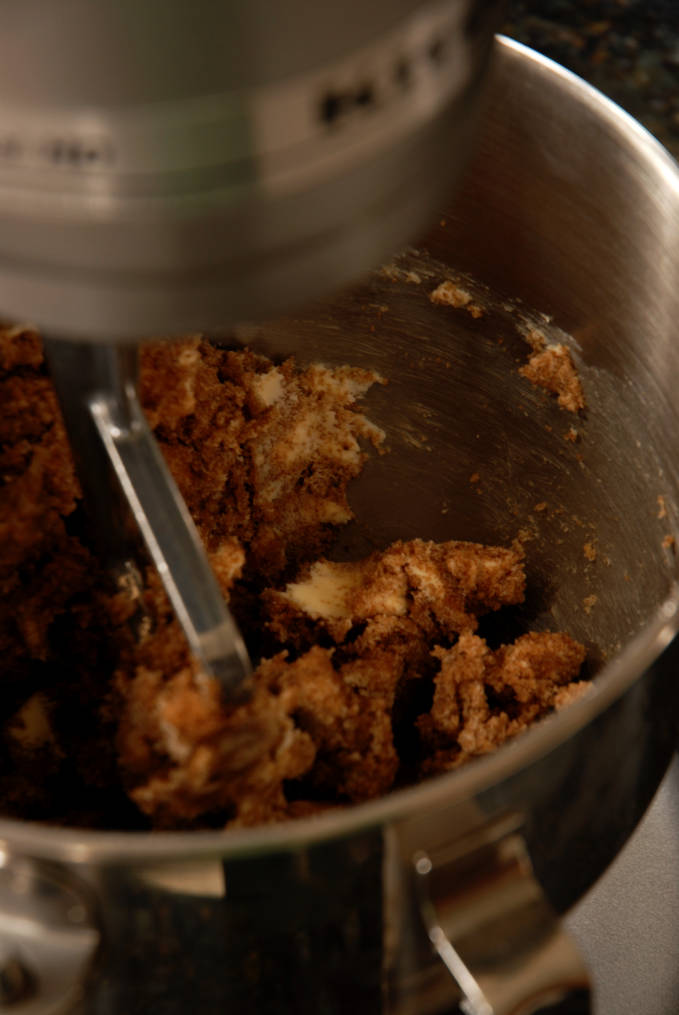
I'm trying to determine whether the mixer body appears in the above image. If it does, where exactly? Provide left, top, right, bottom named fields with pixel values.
left=0, top=0, right=501, bottom=340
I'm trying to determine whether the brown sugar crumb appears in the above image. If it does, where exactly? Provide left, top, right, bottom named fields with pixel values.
left=657, top=495, right=667, bottom=520
left=430, top=280, right=471, bottom=308
left=564, top=427, right=579, bottom=443
left=524, top=328, right=546, bottom=352
left=0, top=325, right=44, bottom=371
left=0, top=327, right=589, bottom=831
left=140, top=339, right=385, bottom=579
left=583, top=541, right=597, bottom=562
left=519, top=341, right=585, bottom=414
left=429, top=281, right=483, bottom=318
left=265, top=539, right=526, bottom=648
left=118, top=632, right=407, bottom=826
left=553, top=682, right=592, bottom=709
left=583, top=594, right=598, bottom=614
left=662, top=534, right=675, bottom=551
left=418, top=631, right=588, bottom=772
left=380, top=264, right=422, bottom=285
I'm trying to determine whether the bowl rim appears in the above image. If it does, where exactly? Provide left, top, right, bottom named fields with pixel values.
left=3, top=36, right=679, bottom=864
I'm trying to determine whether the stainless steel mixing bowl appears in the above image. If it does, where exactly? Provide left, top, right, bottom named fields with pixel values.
left=1, top=37, right=679, bottom=1015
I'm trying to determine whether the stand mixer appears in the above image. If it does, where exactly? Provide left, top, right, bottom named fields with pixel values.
left=0, top=0, right=502, bottom=699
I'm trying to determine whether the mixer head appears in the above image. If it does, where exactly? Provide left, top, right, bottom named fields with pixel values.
left=0, top=0, right=501, bottom=341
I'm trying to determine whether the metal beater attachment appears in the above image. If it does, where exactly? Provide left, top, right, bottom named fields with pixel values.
left=44, top=338, right=252, bottom=703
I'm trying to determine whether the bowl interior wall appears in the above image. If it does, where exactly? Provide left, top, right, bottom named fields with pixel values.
left=237, top=42, right=679, bottom=671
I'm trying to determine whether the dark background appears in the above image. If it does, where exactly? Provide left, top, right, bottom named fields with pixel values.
left=505, top=0, right=679, bottom=160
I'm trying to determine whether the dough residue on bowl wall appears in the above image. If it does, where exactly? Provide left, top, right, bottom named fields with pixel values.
left=518, top=327, right=585, bottom=414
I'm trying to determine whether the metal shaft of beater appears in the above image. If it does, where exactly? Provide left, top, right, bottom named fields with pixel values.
left=44, top=338, right=252, bottom=703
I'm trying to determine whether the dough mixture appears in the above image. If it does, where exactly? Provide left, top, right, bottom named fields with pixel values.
left=0, top=327, right=589, bottom=830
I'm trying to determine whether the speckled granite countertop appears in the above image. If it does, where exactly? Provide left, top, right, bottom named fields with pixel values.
left=504, top=1, right=679, bottom=160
